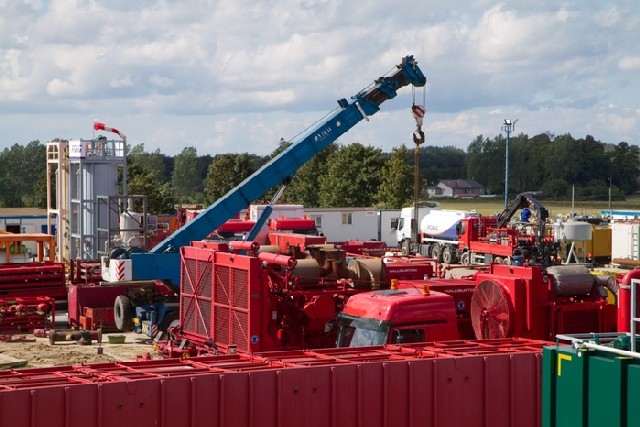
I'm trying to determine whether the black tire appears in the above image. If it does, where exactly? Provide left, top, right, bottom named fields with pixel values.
left=401, top=239, right=411, bottom=255
left=442, top=246, right=458, bottom=264
left=114, top=295, right=134, bottom=331
left=109, top=247, right=128, bottom=259
left=157, top=310, right=179, bottom=333
left=460, top=252, right=470, bottom=265
left=431, top=244, right=442, bottom=262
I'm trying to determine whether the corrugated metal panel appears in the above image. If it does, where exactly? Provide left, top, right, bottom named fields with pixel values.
left=543, top=343, right=640, bottom=427
left=181, top=246, right=264, bottom=352
left=0, top=340, right=546, bottom=427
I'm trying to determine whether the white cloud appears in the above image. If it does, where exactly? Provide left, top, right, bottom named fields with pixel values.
left=0, top=0, right=637, bottom=156
left=619, top=56, right=640, bottom=71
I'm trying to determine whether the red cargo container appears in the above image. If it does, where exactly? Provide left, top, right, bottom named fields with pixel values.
left=0, top=338, right=546, bottom=427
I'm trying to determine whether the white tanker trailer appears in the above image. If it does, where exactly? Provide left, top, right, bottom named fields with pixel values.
left=400, top=210, right=478, bottom=262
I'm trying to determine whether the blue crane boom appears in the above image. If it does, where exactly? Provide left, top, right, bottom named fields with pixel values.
left=131, top=55, right=426, bottom=282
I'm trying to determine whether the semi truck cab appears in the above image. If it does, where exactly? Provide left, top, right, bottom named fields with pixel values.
left=335, top=285, right=459, bottom=347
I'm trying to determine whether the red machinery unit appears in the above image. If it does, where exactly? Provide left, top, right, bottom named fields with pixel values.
left=178, top=244, right=363, bottom=353
left=0, top=339, right=547, bottom=427
left=267, top=232, right=327, bottom=255
left=268, top=217, right=317, bottom=234
left=0, top=296, right=54, bottom=332
left=0, top=262, right=66, bottom=299
left=335, top=239, right=389, bottom=256
left=470, top=263, right=615, bottom=340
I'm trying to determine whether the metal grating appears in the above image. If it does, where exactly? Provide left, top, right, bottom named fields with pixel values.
left=214, top=306, right=230, bottom=344
left=214, top=266, right=231, bottom=305
left=182, top=295, right=197, bottom=333
left=181, top=249, right=214, bottom=339
left=181, top=258, right=196, bottom=294
left=558, top=308, right=599, bottom=334
left=198, top=258, right=212, bottom=298
left=232, top=310, right=249, bottom=351
left=181, top=246, right=258, bottom=349
left=232, top=268, right=249, bottom=308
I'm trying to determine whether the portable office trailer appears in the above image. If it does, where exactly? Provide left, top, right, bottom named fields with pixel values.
left=305, top=208, right=401, bottom=247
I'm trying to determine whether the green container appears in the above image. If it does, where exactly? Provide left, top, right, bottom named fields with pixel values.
left=108, top=335, right=126, bottom=344
left=543, top=344, right=640, bottom=427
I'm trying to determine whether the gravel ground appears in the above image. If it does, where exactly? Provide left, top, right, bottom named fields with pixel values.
left=0, top=331, right=158, bottom=369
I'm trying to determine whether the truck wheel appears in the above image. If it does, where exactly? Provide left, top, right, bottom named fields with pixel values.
left=460, top=252, right=470, bottom=265
left=442, top=246, right=455, bottom=264
left=114, top=295, right=134, bottom=331
left=431, top=244, right=442, bottom=262
left=157, top=310, right=179, bottom=334
left=401, top=239, right=411, bottom=255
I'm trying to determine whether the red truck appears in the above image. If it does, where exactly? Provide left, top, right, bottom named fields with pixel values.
left=405, top=192, right=560, bottom=267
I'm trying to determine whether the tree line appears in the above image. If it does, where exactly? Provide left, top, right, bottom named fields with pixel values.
left=0, top=133, right=636, bottom=212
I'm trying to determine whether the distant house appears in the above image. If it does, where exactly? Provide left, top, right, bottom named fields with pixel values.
left=428, top=179, right=486, bottom=198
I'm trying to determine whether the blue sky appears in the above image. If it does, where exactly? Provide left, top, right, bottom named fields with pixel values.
left=1, top=0, right=638, bottom=156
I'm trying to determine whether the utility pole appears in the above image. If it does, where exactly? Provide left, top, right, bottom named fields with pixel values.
left=501, top=119, right=518, bottom=208
left=608, top=177, right=612, bottom=216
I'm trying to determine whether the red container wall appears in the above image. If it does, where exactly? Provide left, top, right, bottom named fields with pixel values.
left=0, top=341, right=545, bottom=427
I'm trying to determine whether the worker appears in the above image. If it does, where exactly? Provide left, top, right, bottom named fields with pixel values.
left=520, top=207, right=531, bottom=222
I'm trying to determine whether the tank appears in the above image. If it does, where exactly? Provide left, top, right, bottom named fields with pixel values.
left=556, top=220, right=592, bottom=241
left=419, top=210, right=479, bottom=241
left=348, top=258, right=386, bottom=289
left=120, top=211, right=143, bottom=247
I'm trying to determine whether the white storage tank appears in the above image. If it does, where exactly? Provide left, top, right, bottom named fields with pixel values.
left=556, top=220, right=592, bottom=241
left=120, top=211, right=143, bottom=247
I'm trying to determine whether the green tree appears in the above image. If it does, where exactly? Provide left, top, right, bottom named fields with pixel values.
left=204, top=153, right=257, bottom=204
left=421, top=145, right=466, bottom=185
left=0, top=142, right=46, bottom=207
left=318, top=143, right=384, bottom=207
left=375, top=144, right=413, bottom=208
left=22, top=141, right=47, bottom=207
left=609, top=142, right=640, bottom=194
left=126, top=162, right=176, bottom=213
left=283, top=143, right=338, bottom=207
left=172, top=146, right=200, bottom=203
left=464, top=135, right=505, bottom=194
left=129, top=144, right=167, bottom=181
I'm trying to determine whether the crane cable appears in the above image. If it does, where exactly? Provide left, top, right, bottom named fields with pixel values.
left=411, top=86, right=427, bottom=244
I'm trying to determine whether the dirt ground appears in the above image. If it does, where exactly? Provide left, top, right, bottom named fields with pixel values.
left=0, top=331, right=159, bottom=369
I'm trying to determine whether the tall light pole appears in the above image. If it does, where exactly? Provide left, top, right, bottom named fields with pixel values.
left=501, top=118, right=518, bottom=208
left=608, top=177, right=612, bottom=216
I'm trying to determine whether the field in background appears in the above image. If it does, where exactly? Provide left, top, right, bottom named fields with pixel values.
left=435, top=194, right=640, bottom=218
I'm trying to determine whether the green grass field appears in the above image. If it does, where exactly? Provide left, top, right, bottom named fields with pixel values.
left=435, top=194, right=640, bottom=218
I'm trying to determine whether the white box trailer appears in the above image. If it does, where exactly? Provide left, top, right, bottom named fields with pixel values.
left=610, top=220, right=640, bottom=261
left=249, top=204, right=305, bottom=221
left=304, top=208, right=401, bottom=247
